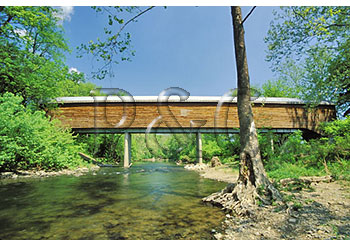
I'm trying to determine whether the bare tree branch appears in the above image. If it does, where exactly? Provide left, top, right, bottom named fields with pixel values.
left=112, top=6, right=155, bottom=44
left=241, top=6, right=256, bottom=25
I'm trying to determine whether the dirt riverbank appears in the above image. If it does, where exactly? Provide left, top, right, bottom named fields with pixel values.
left=185, top=164, right=350, bottom=240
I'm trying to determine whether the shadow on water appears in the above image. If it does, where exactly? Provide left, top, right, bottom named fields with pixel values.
left=0, top=162, right=227, bottom=240
left=0, top=182, right=35, bottom=210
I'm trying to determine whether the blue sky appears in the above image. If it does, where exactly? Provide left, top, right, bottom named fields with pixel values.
left=62, top=6, right=278, bottom=96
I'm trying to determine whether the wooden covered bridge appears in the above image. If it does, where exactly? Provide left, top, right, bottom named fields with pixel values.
left=51, top=96, right=336, bottom=167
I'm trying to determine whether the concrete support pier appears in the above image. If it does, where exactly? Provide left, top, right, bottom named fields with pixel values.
left=124, top=132, right=131, bottom=168
left=196, top=132, right=203, bottom=164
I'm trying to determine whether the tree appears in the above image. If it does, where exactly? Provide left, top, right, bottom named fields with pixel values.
left=260, top=79, right=299, bottom=98
left=204, top=7, right=281, bottom=216
left=0, top=6, right=99, bottom=108
left=265, top=7, right=350, bottom=116
left=0, top=7, right=66, bottom=101
left=327, top=39, right=350, bottom=116
left=0, top=7, right=100, bottom=172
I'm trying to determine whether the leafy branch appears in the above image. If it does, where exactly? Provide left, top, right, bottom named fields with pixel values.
left=78, top=6, right=156, bottom=80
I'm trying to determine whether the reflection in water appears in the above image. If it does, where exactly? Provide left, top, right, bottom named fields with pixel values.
left=122, top=173, right=129, bottom=186
left=0, top=163, right=227, bottom=239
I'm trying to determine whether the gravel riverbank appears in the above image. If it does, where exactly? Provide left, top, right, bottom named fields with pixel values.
left=0, top=165, right=100, bottom=182
left=185, top=163, right=350, bottom=240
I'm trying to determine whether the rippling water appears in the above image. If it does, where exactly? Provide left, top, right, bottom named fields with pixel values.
left=0, top=163, right=227, bottom=239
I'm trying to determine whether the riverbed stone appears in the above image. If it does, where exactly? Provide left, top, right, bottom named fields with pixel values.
left=210, top=156, right=222, bottom=167
left=0, top=172, right=15, bottom=178
left=288, top=218, right=297, bottom=224
left=0, top=165, right=100, bottom=181
left=184, top=163, right=209, bottom=171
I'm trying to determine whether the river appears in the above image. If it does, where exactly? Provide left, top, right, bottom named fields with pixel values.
left=0, top=162, right=227, bottom=239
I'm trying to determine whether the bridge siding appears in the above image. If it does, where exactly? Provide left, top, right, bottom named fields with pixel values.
left=51, top=102, right=336, bottom=133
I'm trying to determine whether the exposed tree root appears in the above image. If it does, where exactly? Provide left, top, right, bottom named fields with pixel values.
left=203, top=179, right=282, bottom=216
left=203, top=152, right=283, bottom=216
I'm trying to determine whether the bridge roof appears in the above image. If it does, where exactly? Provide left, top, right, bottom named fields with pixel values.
left=54, top=96, right=333, bottom=105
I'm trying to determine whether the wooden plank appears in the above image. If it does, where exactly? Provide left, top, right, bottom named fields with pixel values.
left=49, top=102, right=336, bottom=133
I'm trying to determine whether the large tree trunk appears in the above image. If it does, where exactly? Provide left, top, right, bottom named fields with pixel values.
left=203, top=6, right=281, bottom=216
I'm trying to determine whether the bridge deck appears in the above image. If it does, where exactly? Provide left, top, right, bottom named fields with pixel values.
left=51, top=96, right=336, bottom=134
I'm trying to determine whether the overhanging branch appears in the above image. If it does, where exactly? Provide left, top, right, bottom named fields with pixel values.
left=241, top=6, right=256, bottom=25
left=112, top=6, right=155, bottom=44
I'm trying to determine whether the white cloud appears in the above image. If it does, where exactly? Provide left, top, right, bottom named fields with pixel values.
left=69, top=67, right=80, bottom=73
left=55, top=6, right=74, bottom=22
left=14, top=29, right=27, bottom=37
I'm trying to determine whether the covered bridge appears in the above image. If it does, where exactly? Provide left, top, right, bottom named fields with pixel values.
left=50, top=96, right=336, bottom=167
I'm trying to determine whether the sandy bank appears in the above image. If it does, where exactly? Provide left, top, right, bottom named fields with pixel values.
left=184, top=163, right=238, bottom=183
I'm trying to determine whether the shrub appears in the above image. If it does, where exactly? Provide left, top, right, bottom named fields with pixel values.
left=76, top=134, right=124, bottom=163
left=0, top=93, right=86, bottom=171
left=262, top=118, right=350, bottom=180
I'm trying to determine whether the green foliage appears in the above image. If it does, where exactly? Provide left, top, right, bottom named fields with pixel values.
left=260, top=80, right=300, bottom=98
left=0, top=7, right=66, bottom=103
left=0, top=6, right=100, bottom=109
left=0, top=7, right=106, bottom=173
left=327, top=39, right=350, bottom=116
left=96, top=134, right=123, bottom=162
left=75, top=133, right=175, bottom=164
left=257, top=131, right=276, bottom=161
left=132, top=134, right=154, bottom=161
left=72, top=119, right=349, bottom=183
left=267, top=164, right=325, bottom=181
left=163, top=133, right=240, bottom=164
left=78, top=133, right=241, bottom=165
left=260, top=118, right=350, bottom=181
left=201, top=134, right=222, bottom=162
left=164, top=134, right=196, bottom=163
left=230, top=86, right=261, bottom=98
left=0, top=6, right=68, bottom=61
left=54, top=68, right=100, bottom=98
left=321, top=116, right=350, bottom=136
left=142, top=134, right=172, bottom=160
left=78, top=6, right=144, bottom=79
left=265, top=6, right=350, bottom=116
left=0, top=93, right=86, bottom=171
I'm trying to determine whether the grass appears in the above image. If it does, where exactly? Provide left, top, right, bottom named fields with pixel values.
left=327, top=161, right=350, bottom=180
left=214, top=164, right=239, bottom=174
left=266, top=162, right=327, bottom=181
left=266, top=160, right=350, bottom=182
left=215, top=158, right=350, bottom=186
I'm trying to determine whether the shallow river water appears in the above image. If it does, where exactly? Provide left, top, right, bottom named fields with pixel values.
left=0, top=163, right=227, bottom=239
